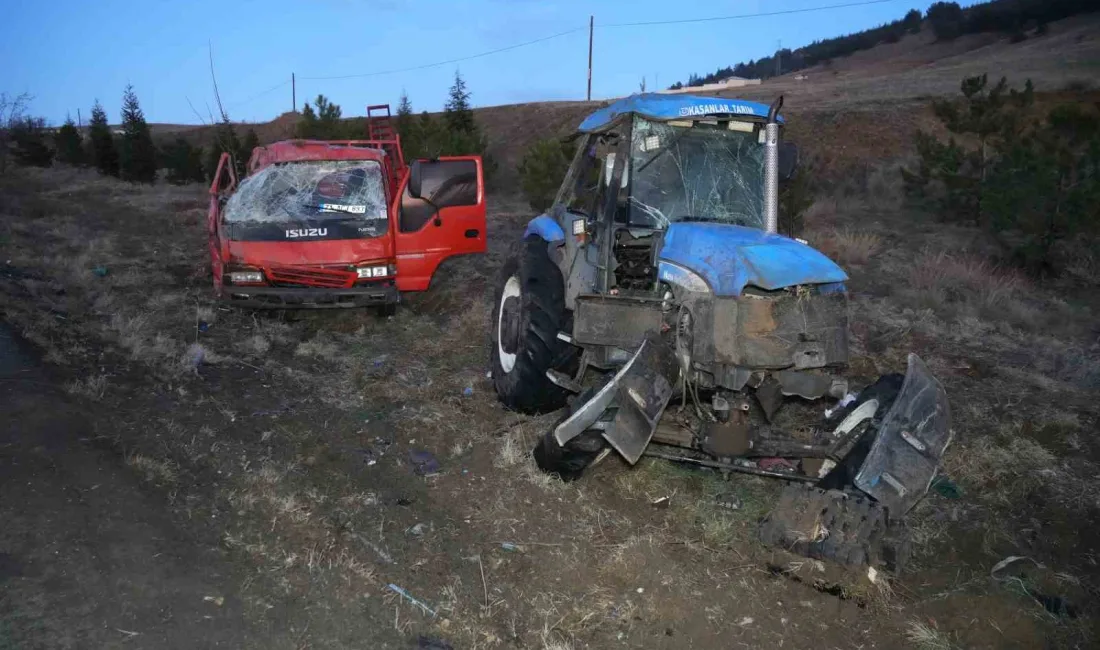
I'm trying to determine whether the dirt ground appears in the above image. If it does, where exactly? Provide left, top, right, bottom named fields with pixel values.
left=2, top=151, right=1098, bottom=649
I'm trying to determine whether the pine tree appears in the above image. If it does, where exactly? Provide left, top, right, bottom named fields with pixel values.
left=88, top=100, right=119, bottom=177
left=903, top=9, right=923, bottom=33
left=54, top=117, right=84, bottom=166
left=444, top=70, right=475, bottom=135
left=295, top=95, right=345, bottom=139
left=395, top=91, right=417, bottom=159
left=118, top=85, right=157, bottom=183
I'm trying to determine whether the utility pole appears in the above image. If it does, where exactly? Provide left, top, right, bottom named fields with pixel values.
left=292, top=73, right=297, bottom=113
left=77, top=108, right=82, bottom=129
left=775, top=39, right=782, bottom=77
left=587, top=15, right=594, bottom=101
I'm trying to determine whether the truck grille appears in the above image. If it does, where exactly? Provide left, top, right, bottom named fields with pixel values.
left=268, top=265, right=355, bottom=289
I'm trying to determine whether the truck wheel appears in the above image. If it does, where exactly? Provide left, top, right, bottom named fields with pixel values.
left=491, top=236, right=576, bottom=413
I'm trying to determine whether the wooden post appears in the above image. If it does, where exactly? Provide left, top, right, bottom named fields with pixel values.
left=292, top=73, right=296, bottom=112
left=587, top=16, right=594, bottom=101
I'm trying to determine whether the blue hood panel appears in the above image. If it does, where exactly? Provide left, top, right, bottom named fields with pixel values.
left=658, top=223, right=848, bottom=296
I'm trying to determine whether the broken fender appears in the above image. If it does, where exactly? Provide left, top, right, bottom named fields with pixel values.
left=553, top=333, right=677, bottom=464
left=855, top=354, right=952, bottom=517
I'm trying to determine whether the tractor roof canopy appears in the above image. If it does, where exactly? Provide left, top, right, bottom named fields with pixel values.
left=577, top=93, right=779, bottom=133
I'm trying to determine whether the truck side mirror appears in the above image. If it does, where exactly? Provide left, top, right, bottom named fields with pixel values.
left=408, top=160, right=423, bottom=199
left=779, top=142, right=799, bottom=181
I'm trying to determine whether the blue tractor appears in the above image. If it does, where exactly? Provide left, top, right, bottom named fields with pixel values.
left=491, top=94, right=951, bottom=567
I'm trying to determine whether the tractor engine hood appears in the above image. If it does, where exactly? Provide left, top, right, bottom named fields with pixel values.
left=658, top=222, right=848, bottom=296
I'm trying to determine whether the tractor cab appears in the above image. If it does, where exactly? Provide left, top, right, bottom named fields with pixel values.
left=490, top=94, right=951, bottom=569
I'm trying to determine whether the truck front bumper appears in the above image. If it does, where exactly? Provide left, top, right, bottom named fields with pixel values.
left=222, top=284, right=399, bottom=309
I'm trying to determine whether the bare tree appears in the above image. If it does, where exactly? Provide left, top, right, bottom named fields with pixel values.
left=0, top=92, right=33, bottom=174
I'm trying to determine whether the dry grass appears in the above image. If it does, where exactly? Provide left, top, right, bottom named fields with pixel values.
left=126, top=453, right=179, bottom=486
left=816, top=228, right=883, bottom=265
left=908, top=250, right=1024, bottom=310
left=905, top=619, right=954, bottom=650
left=65, top=373, right=107, bottom=400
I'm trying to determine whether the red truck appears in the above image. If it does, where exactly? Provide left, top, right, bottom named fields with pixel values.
left=206, top=105, right=486, bottom=310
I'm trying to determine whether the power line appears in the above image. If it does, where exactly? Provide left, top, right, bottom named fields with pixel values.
left=226, top=79, right=292, bottom=110
left=299, top=26, right=586, bottom=81
left=600, top=0, right=905, bottom=28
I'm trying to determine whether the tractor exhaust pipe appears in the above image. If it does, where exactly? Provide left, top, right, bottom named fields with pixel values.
left=763, top=96, right=783, bottom=234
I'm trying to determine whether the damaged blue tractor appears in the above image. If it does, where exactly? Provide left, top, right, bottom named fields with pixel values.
left=491, top=94, right=951, bottom=568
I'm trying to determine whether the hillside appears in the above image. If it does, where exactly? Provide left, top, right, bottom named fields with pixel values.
left=160, top=14, right=1099, bottom=183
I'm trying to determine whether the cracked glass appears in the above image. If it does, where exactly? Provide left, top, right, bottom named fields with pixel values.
left=628, top=117, right=765, bottom=229
left=224, top=160, right=388, bottom=236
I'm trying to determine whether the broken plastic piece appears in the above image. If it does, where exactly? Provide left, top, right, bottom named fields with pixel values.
left=408, top=449, right=440, bottom=475
left=387, top=583, right=436, bottom=617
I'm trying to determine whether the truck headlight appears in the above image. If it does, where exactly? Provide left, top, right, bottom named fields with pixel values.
left=228, top=271, right=264, bottom=284
left=356, top=264, right=396, bottom=279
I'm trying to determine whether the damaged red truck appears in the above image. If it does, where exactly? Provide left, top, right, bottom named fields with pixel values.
left=206, top=106, right=486, bottom=310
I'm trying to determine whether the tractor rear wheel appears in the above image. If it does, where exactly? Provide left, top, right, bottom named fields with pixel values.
left=491, top=235, right=576, bottom=414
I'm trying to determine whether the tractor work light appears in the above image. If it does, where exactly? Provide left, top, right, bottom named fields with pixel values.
left=228, top=270, right=264, bottom=284
left=357, top=264, right=396, bottom=279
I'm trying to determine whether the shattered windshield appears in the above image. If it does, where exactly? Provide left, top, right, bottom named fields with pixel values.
left=224, top=160, right=388, bottom=228
left=628, top=117, right=765, bottom=229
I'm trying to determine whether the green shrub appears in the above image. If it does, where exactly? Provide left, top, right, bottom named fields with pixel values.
left=903, top=74, right=1100, bottom=273
left=164, top=138, right=205, bottom=185
left=519, top=138, right=576, bottom=212
left=54, top=118, right=84, bottom=166
left=9, top=117, right=54, bottom=167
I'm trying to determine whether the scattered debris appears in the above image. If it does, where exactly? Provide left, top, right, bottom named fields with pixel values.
left=416, top=636, right=454, bottom=650
left=387, top=583, right=436, bottom=617
left=462, top=386, right=473, bottom=396
left=500, top=542, right=521, bottom=552
left=636, top=587, right=645, bottom=594
left=990, top=555, right=1043, bottom=579
left=197, top=320, right=210, bottom=333
left=757, top=457, right=797, bottom=472
left=407, top=522, right=431, bottom=537
left=651, top=495, right=671, bottom=508
left=715, top=494, right=741, bottom=511
left=184, top=342, right=206, bottom=369
left=931, top=475, right=962, bottom=499
left=738, top=617, right=754, bottom=626
left=92, top=266, right=109, bottom=277
left=408, top=449, right=440, bottom=476
left=824, top=392, right=858, bottom=418
left=989, top=555, right=1077, bottom=618
left=203, top=595, right=224, bottom=606
left=867, top=566, right=879, bottom=584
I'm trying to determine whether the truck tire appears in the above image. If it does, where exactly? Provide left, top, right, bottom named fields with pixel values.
left=491, top=235, right=576, bottom=414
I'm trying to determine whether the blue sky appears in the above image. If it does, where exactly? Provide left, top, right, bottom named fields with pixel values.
left=1, top=0, right=977, bottom=125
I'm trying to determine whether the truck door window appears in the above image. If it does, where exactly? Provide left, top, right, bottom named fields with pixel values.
left=400, top=160, right=479, bottom=232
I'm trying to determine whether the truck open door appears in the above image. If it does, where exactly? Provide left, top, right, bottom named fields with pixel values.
left=393, top=157, right=486, bottom=291
left=207, top=152, right=237, bottom=294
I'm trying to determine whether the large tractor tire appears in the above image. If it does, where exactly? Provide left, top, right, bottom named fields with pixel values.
left=491, top=235, right=577, bottom=414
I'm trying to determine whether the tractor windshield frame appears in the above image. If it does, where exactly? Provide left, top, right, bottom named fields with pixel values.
left=626, top=116, right=767, bottom=230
